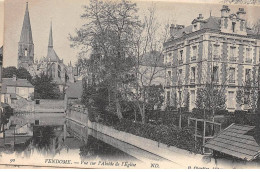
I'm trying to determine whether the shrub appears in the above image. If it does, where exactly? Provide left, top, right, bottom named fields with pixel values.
left=114, top=118, right=200, bottom=153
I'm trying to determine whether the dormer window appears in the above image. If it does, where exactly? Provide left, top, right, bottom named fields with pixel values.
left=232, top=22, right=236, bottom=32
left=194, top=24, right=197, bottom=30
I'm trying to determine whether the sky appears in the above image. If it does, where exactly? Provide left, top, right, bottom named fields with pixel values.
left=0, top=0, right=3, bottom=47
left=2, top=0, right=260, bottom=67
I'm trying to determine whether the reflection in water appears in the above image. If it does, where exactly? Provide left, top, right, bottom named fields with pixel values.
left=0, top=114, right=137, bottom=163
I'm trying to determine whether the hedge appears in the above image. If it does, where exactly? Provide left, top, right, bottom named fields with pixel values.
left=114, top=119, right=201, bottom=153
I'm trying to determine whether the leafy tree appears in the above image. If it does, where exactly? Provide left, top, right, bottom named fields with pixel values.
left=145, top=84, right=164, bottom=111
left=31, top=73, right=61, bottom=99
left=70, top=0, right=142, bottom=120
left=3, top=66, right=32, bottom=82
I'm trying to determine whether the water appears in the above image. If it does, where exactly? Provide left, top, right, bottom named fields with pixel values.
left=0, top=113, right=160, bottom=168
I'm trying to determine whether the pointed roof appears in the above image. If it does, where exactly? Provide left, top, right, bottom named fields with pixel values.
left=19, top=2, right=33, bottom=44
left=47, top=22, right=60, bottom=62
left=48, top=21, right=53, bottom=48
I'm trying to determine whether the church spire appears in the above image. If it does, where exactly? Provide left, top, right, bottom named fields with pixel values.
left=48, top=21, right=53, bottom=48
left=19, top=2, right=33, bottom=44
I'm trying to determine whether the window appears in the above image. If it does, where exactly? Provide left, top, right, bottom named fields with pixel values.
left=229, top=67, right=235, bottom=83
left=190, top=90, right=195, bottom=110
left=245, top=69, right=251, bottom=84
left=25, top=48, right=28, bottom=56
left=246, top=48, right=252, bottom=63
left=230, top=46, right=236, bottom=61
left=213, top=44, right=220, bottom=60
left=213, top=66, right=219, bottom=82
left=166, top=91, right=170, bottom=104
left=228, top=91, right=235, bottom=109
left=232, top=22, right=236, bottom=32
left=191, top=46, right=197, bottom=61
left=190, top=67, right=196, bottom=83
left=244, top=91, right=250, bottom=105
left=178, top=69, right=182, bottom=84
left=194, top=24, right=197, bottom=30
left=168, top=71, right=171, bottom=78
left=179, top=50, right=183, bottom=64
left=58, top=65, right=61, bottom=78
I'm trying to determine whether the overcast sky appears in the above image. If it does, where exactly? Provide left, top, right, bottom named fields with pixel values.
left=2, top=0, right=260, bottom=67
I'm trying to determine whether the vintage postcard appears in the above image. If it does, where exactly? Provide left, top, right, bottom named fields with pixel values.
left=0, top=0, right=260, bottom=169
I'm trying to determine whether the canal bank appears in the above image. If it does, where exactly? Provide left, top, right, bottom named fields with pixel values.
left=66, top=106, right=260, bottom=169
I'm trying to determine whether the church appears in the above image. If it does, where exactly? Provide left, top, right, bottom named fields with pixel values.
left=18, top=2, right=77, bottom=92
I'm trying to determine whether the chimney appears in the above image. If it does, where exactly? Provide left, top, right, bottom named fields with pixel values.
left=12, top=74, right=17, bottom=81
left=237, top=8, right=246, bottom=20
left=197, top=14, right=204, bottom=20
left=170, top=24, right=185, bottom=38
left=170, top=24, right=176, bottom=38
left=221, top=5, right=230, bottom=18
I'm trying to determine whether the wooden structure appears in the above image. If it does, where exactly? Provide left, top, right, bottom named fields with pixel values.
left=188, top=117, right=221, bottom=154
left=204, top=123, right=260, bottom=161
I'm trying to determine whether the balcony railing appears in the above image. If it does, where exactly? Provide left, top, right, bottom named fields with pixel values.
left=213, top=55, right=220, bottom=61
left=191, top=56, right=197, bottom=61
left=166, top=62, right=172, bottom=66
left=245, top=58, right=252, bottom=63
left=229, top=79, right=235, bottom=84
left=190, top=79, right=195, bottom=84
left=179, top=59, right=183, bottom=65
left=229, top=57, right=237, bottom=62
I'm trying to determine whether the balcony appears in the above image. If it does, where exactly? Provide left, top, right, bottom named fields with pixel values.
left=190, top=79, right=195, bottom=84
left=179, top=59, right=183, bottom=65
left=213, top=55, right=220, bottom=61
left=166, top=62, right=172, bottom=66
left=191, top=56, right=197, bottom=61
left=229, top=57, right=237, bottom=62
left=229, top=79, right=235, bottom=84
left=245, top=58, right=252, bottom=63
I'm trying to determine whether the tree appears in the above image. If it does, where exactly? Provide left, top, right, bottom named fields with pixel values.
left=70, top=0, right=142, bottom=120
left=121, top=6, right=170, bottom=124
left=3, top=66, right=32, bottom=82
left=31, top=73, right=61, bottom=99
left=145, top=84, right=164, bottom=111
left=236, top=77, right=259, bottom=113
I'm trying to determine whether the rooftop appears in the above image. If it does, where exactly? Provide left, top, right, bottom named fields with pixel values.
left=2, top=78, right=34, bottom=94
left=204, top=123, right=260, bottom=161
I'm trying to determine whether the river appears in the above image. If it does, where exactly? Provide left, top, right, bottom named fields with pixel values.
left=0, top=113, right=173, bottom=168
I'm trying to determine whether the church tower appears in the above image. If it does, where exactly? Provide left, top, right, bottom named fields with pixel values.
left=18, top=2, right=34, bottom=69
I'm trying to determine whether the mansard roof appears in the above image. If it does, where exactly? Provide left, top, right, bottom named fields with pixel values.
left=169, top=16, right=254, bottom=40
left=19, top=2, right=33, bottom=44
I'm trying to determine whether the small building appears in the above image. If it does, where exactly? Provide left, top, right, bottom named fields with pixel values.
left=204, top=123, right=260, bottom=161
left=1, top=75, right=34, bottom=105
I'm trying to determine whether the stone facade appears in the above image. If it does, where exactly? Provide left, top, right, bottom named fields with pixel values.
left=164, top=5, right=260, bottom=112
left=18, top=3, right=77, bottom=92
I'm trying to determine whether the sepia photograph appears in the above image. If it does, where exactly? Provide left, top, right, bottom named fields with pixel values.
left=0, top=0, right=260, bottom=169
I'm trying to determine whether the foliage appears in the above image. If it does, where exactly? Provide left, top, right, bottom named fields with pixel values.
left=195, top=84, right=226, bottom=120
left=0, top=105, right=14, bottom=129
left=70, top=0, right=143, bottom=120
left=31, top=73, right=61, bottom=99
left=145, top=84, right=164, bottom=111
left=114, top=118, right=200, bottom=153
left=236, top=83, right=258, bottom=113
left=3, top=66, right=32, bottom=82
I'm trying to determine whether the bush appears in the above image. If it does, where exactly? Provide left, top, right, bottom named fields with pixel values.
left=114, top=118, right=200, bottom=153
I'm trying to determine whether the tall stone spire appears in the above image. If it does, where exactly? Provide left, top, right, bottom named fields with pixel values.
left=47, top=21, right=60, bottom=62
left=48, top=21, right=53, bottom=48
left=19, top=2, right=33, bottom=44
left=18, top=2, right=34, bottom=69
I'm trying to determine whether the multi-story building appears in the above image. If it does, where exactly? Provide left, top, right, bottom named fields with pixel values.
left=164, top=5, right=260, bottom=112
